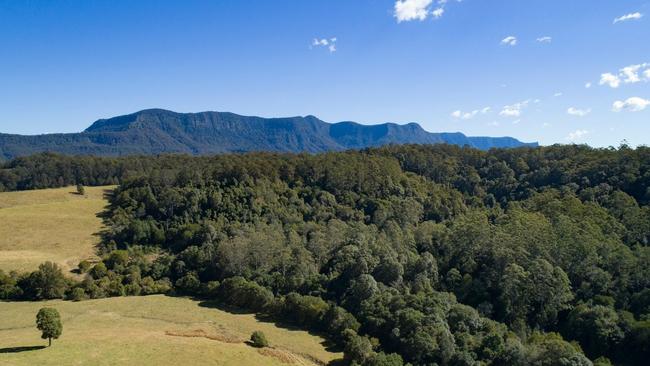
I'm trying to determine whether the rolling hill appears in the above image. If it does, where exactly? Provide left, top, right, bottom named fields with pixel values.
left=0, top=186, right=341, bottom=366
left=0, top=296, right=341, bottom=366
left=0, top=109, right=537, bottom=160
left=0, top=186, right=110, bottom=273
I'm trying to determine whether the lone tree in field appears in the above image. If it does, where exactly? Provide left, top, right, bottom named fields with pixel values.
left=36, top=307, right=62, bottom=347
left=250, top=330, right=268, bottom=348
left=76, top=184, right=85, bottom=195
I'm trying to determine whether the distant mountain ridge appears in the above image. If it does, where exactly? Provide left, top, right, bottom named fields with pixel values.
left=0, top=109, right=537, bottom=160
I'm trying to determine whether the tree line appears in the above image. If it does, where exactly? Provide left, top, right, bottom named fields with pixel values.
left=2, top=144, right=650, bottom=365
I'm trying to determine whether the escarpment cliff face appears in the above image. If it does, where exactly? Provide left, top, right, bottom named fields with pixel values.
left=0, top=109, right=537, bottom=160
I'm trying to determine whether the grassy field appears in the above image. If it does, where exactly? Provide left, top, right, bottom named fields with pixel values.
left=0, top=186, right=343, bottom=365
left=0, top=186, right=112, bottom=273
left=0, top=295, right=342, bottom=366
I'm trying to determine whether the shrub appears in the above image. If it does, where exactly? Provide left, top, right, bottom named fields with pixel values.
left=175, top=272, right=201, bottom=295
left=78, top=260, right=91, bottom=273
left=250, top=331, right=268, bottom=348
left=219, top=277, right=275, bottom=312
left=90, top=262, right=108, bottom=279
left=70, top=287, right=86, bottom=301
left=125, top=283, right=142, bottom=296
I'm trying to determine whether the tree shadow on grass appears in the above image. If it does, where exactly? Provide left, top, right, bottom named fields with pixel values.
left=0, top=345, right=46, bottom=353
left=196, top=298, right=344, bottom=355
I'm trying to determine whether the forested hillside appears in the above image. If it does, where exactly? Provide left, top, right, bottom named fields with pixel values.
left=0, top=109, right=535, bottom=160
left=2, top=144, right=650, bottom=365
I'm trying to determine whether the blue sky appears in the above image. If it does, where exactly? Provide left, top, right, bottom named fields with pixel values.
left=0, top=0, right=649, bottom=147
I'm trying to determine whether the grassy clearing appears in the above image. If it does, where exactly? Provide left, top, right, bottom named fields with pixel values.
left=0, top=295, right=342, bottom=366
left=0, top=186, right=113, bottom=273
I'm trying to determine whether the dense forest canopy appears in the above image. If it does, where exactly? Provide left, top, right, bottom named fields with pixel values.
left=2, top=144, right=650, bottom=365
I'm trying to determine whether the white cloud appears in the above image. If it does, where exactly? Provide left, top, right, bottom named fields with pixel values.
left=554, top=92, right=563, bottom=97
left=394, top=0, right=434, bottom=22
left=612, top=97, right=650, bottom=112
left=536, top=36, right=552, bottom=43
left=566, top=129, right=589, bottom=142
left=567, top=107, right=591, bottom=117
left=512, top=119, right=521, bottom=125
left=599, top=63, right=650, bottom=87
left=501, top=36, right=517, bottom=46
left=621, top=64, right=647, bottom=83
left=393, top=0, right=459, bottom=22
left=432, top=7, right=444, bottom=18
left=487, top=121, right=500, bottom=127
left=451, top=106, right=491, bottom=120
left=600, top=73, right=621, bottom=88
left=500, top=100, right=529, bottom=117
left=613, top=12, right=643, bottom=24
left=585, top=82, right=592, bottom=89
left=312, top=37, right=337, bottom=53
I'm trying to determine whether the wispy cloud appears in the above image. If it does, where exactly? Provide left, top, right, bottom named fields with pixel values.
left=585, top=82, right=592, bottom=89
left=500, top=36, right=517, bottom=46
left=432, top=7, right=444, bottom=18
left=536, top=36, right=552, bottom=43
left=554, top=92, right=563, bottom=97
left=451, top=106, right=491, bottom=120
left=567, top=107, right=591, bottom=117
left=311, top=37, right=337, bottom=53
left=612, top=97, right=650, bottom=112
left=613, top=12, right=643, bottom=24
left=500, top=100, right=529, bottom=117
left=566, top=129, right=589, bottom=142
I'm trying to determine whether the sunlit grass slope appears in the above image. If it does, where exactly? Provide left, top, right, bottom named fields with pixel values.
left=0, top=186, right=112, bottom=273
left=0, top=295, right=342, bottom=366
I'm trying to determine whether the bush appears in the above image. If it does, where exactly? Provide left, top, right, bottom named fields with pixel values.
left=19, top=262, right=67, bottom=300
left=0, top=269, right=19, bottom=299
left=250, top=331, right=268, bottom=348
left=219, top=277, right=275, bottom=312
left=200, top=280, right=220, bottom=297
left=175, top=272, right=201, bottom=295
left=106, top=250, right=129, bottom=269
left=89, top=262, right=108, bottom=279
left=281, top=293, right=329, bottom=328
left=78, top=260, right=91, bottom=273
left=125, top=283, right=142, bottom=296
left=70, top=287, right=85, bottom=301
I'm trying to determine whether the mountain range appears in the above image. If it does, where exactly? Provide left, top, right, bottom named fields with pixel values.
left=0, top=109, right=537, bottom=160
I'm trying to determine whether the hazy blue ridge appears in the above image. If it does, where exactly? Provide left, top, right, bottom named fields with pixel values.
left=0, top=109, right=537, bottom=160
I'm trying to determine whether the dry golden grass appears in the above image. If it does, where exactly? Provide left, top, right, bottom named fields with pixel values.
left=0, top=187, right=342, bottom=365
left=0, top=186, right=113, bottom=273
left=0, top=295, right=342, bottom=366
